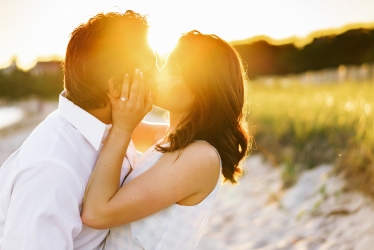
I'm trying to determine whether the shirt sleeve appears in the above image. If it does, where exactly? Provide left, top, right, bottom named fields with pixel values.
left=1, top=161, right=83, bottom=250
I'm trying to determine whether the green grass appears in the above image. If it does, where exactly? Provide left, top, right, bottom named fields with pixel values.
left=247, top=80, right=374, bottom=197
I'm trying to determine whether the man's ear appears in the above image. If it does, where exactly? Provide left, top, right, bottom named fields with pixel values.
left=107, top=77, right=121, bottom=98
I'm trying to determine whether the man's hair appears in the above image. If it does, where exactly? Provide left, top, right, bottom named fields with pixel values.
left=62, top=11, right=149, bottom=110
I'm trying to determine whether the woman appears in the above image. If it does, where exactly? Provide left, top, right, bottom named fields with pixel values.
left=82, top=31, right=251, bottom=249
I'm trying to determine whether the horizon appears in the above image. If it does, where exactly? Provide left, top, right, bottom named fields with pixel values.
left=1, top=0, right=374, bottom=70
left=3, top=21, right=374, bottom=71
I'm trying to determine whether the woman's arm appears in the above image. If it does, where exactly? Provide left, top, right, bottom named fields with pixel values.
left=82, top=69, right=152, bottom=226
left=81, top=141, right=220, bottom=229
left=82, top=69, right=220, bottom=229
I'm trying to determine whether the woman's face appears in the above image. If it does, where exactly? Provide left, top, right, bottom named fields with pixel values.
left=152, top=54, right=195, bottom=114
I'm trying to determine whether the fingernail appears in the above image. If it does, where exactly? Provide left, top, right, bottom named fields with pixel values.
left=139, top=72, right=143, bottom=77
left=125, top=73, right=129, bottom=79
left=135, top=68, right=139, bottom=74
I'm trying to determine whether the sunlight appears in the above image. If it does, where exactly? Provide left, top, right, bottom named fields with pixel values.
left=2, top=0, right=374, bottom=70
left=148, top=27, right=179, bottom=57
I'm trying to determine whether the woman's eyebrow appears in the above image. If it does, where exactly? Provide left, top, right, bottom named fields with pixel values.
left=168, top=63, right=180, bottom=71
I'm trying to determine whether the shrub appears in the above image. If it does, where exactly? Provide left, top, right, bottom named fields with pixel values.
left=249, top=80, right=374, bottom=197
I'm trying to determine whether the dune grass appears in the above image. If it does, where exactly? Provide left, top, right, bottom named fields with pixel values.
left=248, top=80, right=374, bottom=197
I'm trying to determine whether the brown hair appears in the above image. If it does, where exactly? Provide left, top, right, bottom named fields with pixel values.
left=63, top=11, right=149, bottom=110
left=156, top=31, right=252, bottom=184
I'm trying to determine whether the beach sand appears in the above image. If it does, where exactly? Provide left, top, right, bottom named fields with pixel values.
left=2, top=104, right=374, bottom=249
left=198, top=155, right=374, bottom=250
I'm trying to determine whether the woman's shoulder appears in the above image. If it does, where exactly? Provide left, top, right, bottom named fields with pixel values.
left=154, top=140, right=221, bottom=189
left=178, top=140, right=221, bottom=170
left=191, top=140, right=220, bottom=160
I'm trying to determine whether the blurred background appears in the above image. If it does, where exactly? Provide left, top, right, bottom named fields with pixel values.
left=1, top=0, right=374, bottom=249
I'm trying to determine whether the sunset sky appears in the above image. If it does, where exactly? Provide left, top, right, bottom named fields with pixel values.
left=1, top=0, right=374, bottom=70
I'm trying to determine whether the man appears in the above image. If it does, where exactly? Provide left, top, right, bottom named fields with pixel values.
left=0, top=10, right=156, bottom=249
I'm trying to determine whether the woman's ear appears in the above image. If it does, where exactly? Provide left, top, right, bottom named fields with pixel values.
left=107, top=77, right=121, bottom=98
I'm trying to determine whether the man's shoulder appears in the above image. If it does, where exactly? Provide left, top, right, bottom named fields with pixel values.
left=14, top=109, right=96, bottom=178
left=19, top=110, right=91, bottom=164
left=20, top=110, right=67, bottom=151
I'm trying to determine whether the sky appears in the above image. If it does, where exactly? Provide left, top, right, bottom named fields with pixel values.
left=1, top=0, right=374, bottom=70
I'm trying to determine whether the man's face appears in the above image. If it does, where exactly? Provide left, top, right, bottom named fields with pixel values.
left=137, top=46, right=158, bottom=94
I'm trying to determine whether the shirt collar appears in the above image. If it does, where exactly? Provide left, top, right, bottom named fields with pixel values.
left=58, top=91, right=111, bottom=151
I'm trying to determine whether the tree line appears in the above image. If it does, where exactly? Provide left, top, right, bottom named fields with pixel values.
left=0, top=69, right=63, bottom=100
left=1, top=27, right=374, bottom=100
left=234, top=28, right=374, bottom=78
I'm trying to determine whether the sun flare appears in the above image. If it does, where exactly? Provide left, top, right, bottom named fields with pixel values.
left=148, top=27, right=179, bottom=57
left=2, top=0, right=374, bottom=70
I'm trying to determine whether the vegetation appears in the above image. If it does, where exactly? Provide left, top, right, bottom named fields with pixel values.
left=234, top=28, right=374, bottom=78
left=0, top=68, right=63, bottom=100
left=248, top=80, right=374, bottom=198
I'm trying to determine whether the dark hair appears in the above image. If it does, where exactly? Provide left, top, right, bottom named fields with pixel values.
left=156, top=31, right=252, bottom=184
left=63, top=11, right=149, bottom=110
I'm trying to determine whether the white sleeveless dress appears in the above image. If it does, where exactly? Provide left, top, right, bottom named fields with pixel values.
left=104, top=141, right=221, bottom=250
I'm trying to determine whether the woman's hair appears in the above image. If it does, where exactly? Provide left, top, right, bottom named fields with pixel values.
left=156, top=30, right=252, bottom=184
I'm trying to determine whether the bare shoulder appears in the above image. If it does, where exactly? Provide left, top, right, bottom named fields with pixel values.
left=175, top=141, right=221, bottom=204
left=148, top=141, right=221, bottom=204
left=165, top=141, right=221, bottom=173
left=187, top=141, right=220, bottom=165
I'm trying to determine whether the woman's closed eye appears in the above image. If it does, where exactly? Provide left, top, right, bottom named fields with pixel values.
left=167, top=64, right=181, bottom=76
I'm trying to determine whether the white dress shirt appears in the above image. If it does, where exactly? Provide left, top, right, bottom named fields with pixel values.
left=0, top=93, right=136, bottom=250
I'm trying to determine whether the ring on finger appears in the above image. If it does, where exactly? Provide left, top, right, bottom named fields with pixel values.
left=120, top=96, right=128, bottom=102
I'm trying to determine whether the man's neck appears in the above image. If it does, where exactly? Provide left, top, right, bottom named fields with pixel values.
left=62, top=90, right=112, bottom=125
left=86, top=103, right=112, bottom=125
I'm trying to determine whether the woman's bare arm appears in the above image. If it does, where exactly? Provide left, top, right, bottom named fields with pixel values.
left=82, top=69, right=152, bottom=227
left=81, top=141, right=220, bottom=229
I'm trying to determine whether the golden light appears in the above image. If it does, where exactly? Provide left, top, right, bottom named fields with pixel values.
left=1, top=0, right=374, bottom=70
left=147, top=27, right=179, bottom=57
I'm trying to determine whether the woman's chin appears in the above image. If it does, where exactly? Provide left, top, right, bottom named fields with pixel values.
left=151, top=94, right=170, bottom=112
left=152, top=103, right=168, bottom=112
left=152, top=103, right=169, bottom=114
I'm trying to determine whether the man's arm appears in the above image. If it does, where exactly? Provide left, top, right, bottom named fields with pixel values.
left=1, top=161, right=83, bottom=250
left=132, top=121, right=168, bottom=153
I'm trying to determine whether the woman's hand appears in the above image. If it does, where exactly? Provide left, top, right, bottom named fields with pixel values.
left=83, top=70, right=152, bottom=226
left=108, top=69, right=153, bottom=134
